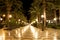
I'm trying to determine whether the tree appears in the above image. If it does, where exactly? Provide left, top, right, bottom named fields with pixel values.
left=0, top=0, right=27, bottom=29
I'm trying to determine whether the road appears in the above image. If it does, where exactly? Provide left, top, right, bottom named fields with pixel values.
left=0, top=26, right=60, bottom=40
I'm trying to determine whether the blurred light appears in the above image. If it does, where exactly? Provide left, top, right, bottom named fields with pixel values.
left=48, top=20, right=50, bottom=23
left=46, top=31, right=48, bottom=38
left=41, top=15, right=44, bottom=18
left=36, top=18, right=38, bottom=22
left=3, top=30, right=5, bottom=40
left=51, top=21, right=53, bottom=23
left=18, top=33, right=21, bottom=37
left=2, top=14, right=5, bottom=17
left=53, top=33, right=57, bottom=40
left=8, top=32, right=10, bottom=36
left=31, top=21, right=35, bottom=24
left=0, top=18, right=3, bottom=21
left=22, top=24, right=30, bottom=34
left=18, top=19, right=20, bottom=21
left=54, top=18, right=57, bottom=21
left=46, top=20, right=49, bottom=22
left=22, top=21, right=24, bottom=23
left=16, top=30, right=18, bottom=34
left=0, top=36, right=3, bottom=40
left=30, top=25, right=38, bottom=38
left=9, top=15, right=12, bottom=18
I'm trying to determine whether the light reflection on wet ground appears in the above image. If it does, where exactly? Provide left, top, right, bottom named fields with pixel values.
left=0, top=27, right=60, bottom=40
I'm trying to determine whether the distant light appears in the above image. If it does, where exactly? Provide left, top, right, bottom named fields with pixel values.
left=48, top=20, right=50, bottom=23
left=0, top=18, right=3, bottom=21
left=18, top=19, right=20, bottom=21
left=54, top=18, right=57, bottom=21
left=9, top=15, right=12, bottom=18
left=41, top=15, right=44, bottom=18
left=3, top=14, right=5, bottom=17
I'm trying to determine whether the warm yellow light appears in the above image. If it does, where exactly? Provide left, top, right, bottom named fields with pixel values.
left=22, top=24, right=30, bottom=34
left=46, top=31, right=48, bottom=38
left=0, top=18, right=3, bottom=21
left=54, top=18, right=57, bottom=21
left=18, top=19, right=20, bottom=21
left=36, top=18, right=38, bottom=22
left=9, top=15, right=12, bottom=18
left=41, top=15, right=44, bottom=18
left=30, top=25, right=38, bottom=38
left=18, top=33, right=21, bottom=37
left=3, top=14, right=5, bottom=17
left=0, top=36, right=3, bottom=40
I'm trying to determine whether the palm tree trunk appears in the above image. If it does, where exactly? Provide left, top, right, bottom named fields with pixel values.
left=42, top=0, right=46, bottom=31
left=59, top=8, right=60, bottom=24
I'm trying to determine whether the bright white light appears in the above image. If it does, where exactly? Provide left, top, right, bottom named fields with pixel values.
left=53, top=33, right=57, bottom=40
left=54, top=18, right=57, bottom=21
left=9, top=15, right=12, bottom=18
left=0, top=18, right=3, bottom=21
left=3, top=14, right=5, bottom=17
left=41, top=15, right=44, bottom=18
left=36, top=18, right=38, bottom=22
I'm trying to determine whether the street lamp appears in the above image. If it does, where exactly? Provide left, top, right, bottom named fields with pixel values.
left=41, top=14, right=43, bottom=17
left=2, top=14, right=6, bottom=17
left=0, top=18, right=3, bottom=21
left=8, top=14, right=12, bottom=18
left=53, top=18, right=57, bottom=21
left=18, top=19, right=20, bottom=22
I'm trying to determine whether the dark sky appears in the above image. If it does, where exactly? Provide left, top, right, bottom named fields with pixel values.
left=21, top=0, right=33, bottom=20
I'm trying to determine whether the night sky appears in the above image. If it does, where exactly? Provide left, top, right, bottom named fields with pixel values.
left=21, top=0, right=33, bottom=20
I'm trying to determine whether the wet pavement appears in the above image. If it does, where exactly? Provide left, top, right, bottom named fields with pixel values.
left=0, top=26, right=60, bottom=40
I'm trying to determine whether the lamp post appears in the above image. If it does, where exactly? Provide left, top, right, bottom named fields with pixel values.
left=53, top=18, right=57, bottom=25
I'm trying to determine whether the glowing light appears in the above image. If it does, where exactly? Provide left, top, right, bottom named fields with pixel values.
left=53, top=33, right=57, bottom=40
left=3, top=30, right=5, bottom=40
left=16, top=30, right=18, bottom=34
left=30, top=25, right=38, bottom=38
left=9, top=15, right=12, bottom=18
left=18, top=33, right=21, bottom=37
left=54, top=18, right=57, bottom=21
left=8, top=32, right=10, bottom=36
left=36, top=18, right=38, bottom=22
left=31, top=21, right=36, bottom=24
left=0, top=18, right=3, bottom=21
left=46, top=31, right=48, bottom=38
left=0, top=36, right=3, bottom=40
left=22, top=24, right=30, bottom=34
left=18, top=19, right=20, bottom=21
left=41, top=15, right=44, bottom=18
left=3, top=14, right=5, bottom=17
